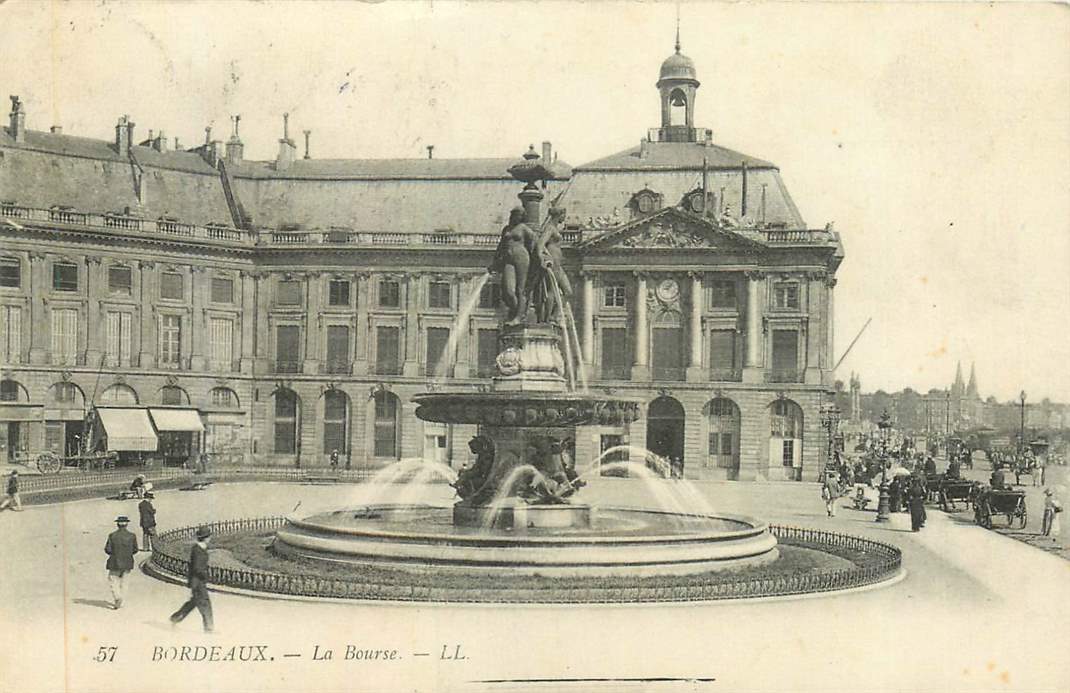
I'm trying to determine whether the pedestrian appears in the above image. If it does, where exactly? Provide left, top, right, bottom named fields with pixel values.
left=821, top=474, right=841, bottom=517
left=329, top=448, right=340, bottom=471
left=104, top=515, right=139, bottom=609
left=138, top=487, right=157, bottom=552
left=0, top=469, right=22, bottom=511
left=169, top=526, right=214, bottom=633
left=907, top=479, right=926, bottom=531
left=129, top=473, right=146, bottom=499
left=1041, top=488, right=1062, bottom=541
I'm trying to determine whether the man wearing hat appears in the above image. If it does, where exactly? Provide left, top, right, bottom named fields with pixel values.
left=104, top=515, right=139, bottom=609
left=138, top=485, right=157, bottom=552
left=169, top=526, right=214, bottom=632
left=0, top=469, right=21, bottom=511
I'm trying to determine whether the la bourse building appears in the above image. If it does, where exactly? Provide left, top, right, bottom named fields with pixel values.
left=0, top=46, right=843, bottom=482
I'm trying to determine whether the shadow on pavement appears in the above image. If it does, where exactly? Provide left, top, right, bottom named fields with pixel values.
left=72, top=598, right=115, bottom=610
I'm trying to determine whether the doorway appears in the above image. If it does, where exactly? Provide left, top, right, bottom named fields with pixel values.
left=646, top=396, right=685, bottom=477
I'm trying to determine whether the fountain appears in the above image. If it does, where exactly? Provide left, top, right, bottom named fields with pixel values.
left=270, top=146, right=781, bottom=578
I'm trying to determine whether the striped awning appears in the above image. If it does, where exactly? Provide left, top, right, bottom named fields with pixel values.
left=149, top=408, right=204, bottom=432
left=96, top=408, right=158, bottom=451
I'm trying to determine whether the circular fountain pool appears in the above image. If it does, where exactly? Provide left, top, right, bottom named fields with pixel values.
left=272, top=504, right=779, bottom=577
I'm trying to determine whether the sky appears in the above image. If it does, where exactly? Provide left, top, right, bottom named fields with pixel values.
left=2, top=1, right=1068, bottom=403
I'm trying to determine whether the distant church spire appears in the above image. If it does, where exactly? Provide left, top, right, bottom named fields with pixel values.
left=966, top=362, right=978, bottom=399
left=951, top=361, right=965, bottom=396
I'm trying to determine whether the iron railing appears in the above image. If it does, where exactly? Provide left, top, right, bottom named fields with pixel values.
left=149, top=520, right=902, bottom=604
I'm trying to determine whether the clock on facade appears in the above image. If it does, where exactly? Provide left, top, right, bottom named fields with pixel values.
left=656, top=278, right=679, bottom=303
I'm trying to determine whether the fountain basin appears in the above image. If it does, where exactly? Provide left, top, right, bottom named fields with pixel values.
left=453, top=501, right=593, bottom=530
left=273, top=505, right=779, bottom=578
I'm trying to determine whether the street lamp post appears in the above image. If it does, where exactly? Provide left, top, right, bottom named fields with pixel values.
left=875, top=410, right=892, bottom=522
left=1019, top=391, right=1027, bottom=455
left=820, top=404, right=841, bottom=474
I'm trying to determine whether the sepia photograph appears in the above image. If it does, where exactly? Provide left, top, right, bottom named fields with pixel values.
left=0, top=1, right=1067, bottom=691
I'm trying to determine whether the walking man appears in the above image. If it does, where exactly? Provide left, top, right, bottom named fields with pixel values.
left=170, top=526, right=214, bottom=632
left=104, top=515, right=139, bottom=609
left=329, top=448, right=340, bottom=471
left=138, top=487, right=157, bottom=552
left=0, top=469, right=21, bottom=511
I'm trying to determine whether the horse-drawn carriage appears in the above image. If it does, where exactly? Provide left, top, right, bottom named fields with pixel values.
left=28, top=449, right=119, bottom=474
left=926, top=474, right=977, bottom=511
left=974, top=487, right=1027, bottom=529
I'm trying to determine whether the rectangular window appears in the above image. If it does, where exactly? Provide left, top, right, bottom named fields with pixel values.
left=709, top=279, right=736, bottom=309
left=378, top=279, right=400, bottom=308
left=209, top=317, right=234, bottom=368
left=0, top=258, right=19, bottom=288
left=425, top=326, right=450, bottom=376
left=52, top=263, right=78, bottom=292
left=428, top=281, right=452, bottom=309
left=275, top=325, right=301, bottom=373
left=323, top=393, right=348, bottom=454
left=603, top=283, right=627, bottom=308
left=652, top=327, right=684, bottom=381
left=276, top=279, right=302, bottom=306
left=479, top=282, right=500, bottom=309
left=211, top=389, right=234, bottom=408
left=600, top=327, right=629, bottom=379
left=105, top=311, right=132, bottom=366
left=328, top=279, right=351, bottom=307
left=708, top=432, right=720, bottom=456
left=782, top=439, right=795, bottom=467
left=160, top=272, right=183, bottom=300
left=0, top=305, right=21, bottom=364
left=211, top=277, right=234, bottom=304
left=160, top=315, right=181, bottom=366
left=108, top=266, right=132, bottom=295
left=375, top=326, right=401, bottom=375
left=773, top=282, right=800, bottom=310
left=51, top=308, right=78, bottom=364
left=476, top=329, right=499, bottom=377
left=373, top=397, right=397, bottom=458
left=770, top=329, right=799, bottom=381
left=709, top=329, right=736, bottom=376
left=325, top=325, right=351, bottom=373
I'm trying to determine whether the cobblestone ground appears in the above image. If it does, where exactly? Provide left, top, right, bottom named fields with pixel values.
left=1, top=475, right=1067, bottom=693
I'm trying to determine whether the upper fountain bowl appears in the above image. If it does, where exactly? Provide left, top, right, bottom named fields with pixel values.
left=412, top=391, right=642, bottom=428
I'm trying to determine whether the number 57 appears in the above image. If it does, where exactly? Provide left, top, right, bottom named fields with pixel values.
left=93, top=646, right=117, bottom=663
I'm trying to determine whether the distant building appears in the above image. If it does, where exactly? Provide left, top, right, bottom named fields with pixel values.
left=0, top=42, right=843, bottom=480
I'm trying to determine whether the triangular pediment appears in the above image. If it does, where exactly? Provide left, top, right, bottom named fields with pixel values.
left=577, top=207, right=764, bottom=253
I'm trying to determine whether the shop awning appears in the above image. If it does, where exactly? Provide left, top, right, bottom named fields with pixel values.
left=96, top=408, right=158, bottom=451
left=149, top=408, right=205, bottom=432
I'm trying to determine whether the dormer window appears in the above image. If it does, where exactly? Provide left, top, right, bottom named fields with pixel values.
left=630, top=189, right=662, bottom=217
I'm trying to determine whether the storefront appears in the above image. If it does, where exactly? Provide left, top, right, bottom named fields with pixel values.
left=90, top=407, right=158, bottom=465
left=149, top=408, right=204, bottom=467
left=0, top=404, right=42, bottom=463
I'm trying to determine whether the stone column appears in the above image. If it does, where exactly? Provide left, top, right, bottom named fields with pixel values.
left=452, top=274, right=473, bottom=379
left=581, top=273, right=595, bottom=365
left=804, top=272, right=823, bottom=384
left=742, top=270, right=765, bottom=384
left=304, top=272, right=322, bottom=374
left=138, top=260, right=156, bottom=368
left=630, top=272, right=649, bottom=380
left=403, top=273, right=420, bottom=377
left=84, top=256, right=103, bottom=366
left=239, top=270, right=256, bottom=374
left=825, top=276, right=836, bottom=371
left=254, top=272, right=270, bottom=375
left=28, top=252, right=48, bottom=365
left=353, top=272, right=369, bottom=376
left=686, top=272, right=704, bottom=382
left=189, top=266, right=207, bottom=371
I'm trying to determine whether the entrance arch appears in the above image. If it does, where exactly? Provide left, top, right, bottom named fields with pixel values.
left=647, top=396, right=685, bottom=477
left=769, top=398, right=804, bottom=481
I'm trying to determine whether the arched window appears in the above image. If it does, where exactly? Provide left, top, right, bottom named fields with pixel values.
left=160, top=385, right=188, bottom=406
left=771, top=399, right=804, bottom=439
left=274, top=389, right=299, bottom=454
left=770, top=398, right=804, bottom=480
left=0, top=379, right=24, bottom=402
left=323, top=390, right=348, bottom=454
left=51, top=382, right=85, bottom=407
left=373, top=391, right=399, bottom=459
left=99, top=383, right=138, bottom=405
left=209, top=387, right=239, bottom=408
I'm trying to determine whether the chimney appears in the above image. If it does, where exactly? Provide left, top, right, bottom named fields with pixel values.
left=639, top=138, right=650, bottom=158
left=426, top=144, right=434, bottom=160
left=50, top=125, right=63, bottom=135
left=276, top=113, right=297, bottom=171
left=225, top=115, right=243, bottom=164
left=8, top=96, right=25, bottom=143
left=204, top=125, right=212, bottom=146
left=541, top=141, right=552, bottom=163
left=740, top=160, right=748, bottom=217
left=303, top=130, right=311, bottom=159
left=155, top=130, right=168, bottom=153
left=115, top=115, right=134, bottom=155
left=173, top=137, right=181, bottom=151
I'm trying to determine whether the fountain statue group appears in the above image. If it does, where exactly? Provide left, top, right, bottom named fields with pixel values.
left=453, top=434, right=585, bottom=507
left=491, top=205, right=572, bottom=325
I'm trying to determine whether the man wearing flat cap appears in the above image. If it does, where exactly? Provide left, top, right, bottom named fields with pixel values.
left=104, top=515, right=139, bottom=609
left=169, top=526, right=214, bottom=632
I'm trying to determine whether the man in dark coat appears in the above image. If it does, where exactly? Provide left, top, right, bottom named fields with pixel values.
left=105, top=516, right=139, bottom=609
left=170, top=526, right=214, bottom=632
left=908, top=479, right=927, bottom=531
left=0, top=469, right=21, bottom=511
left=138, top=489, right=157, bottom=552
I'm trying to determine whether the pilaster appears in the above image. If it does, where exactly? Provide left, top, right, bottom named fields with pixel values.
left=137, top=260, right=156, bottom=368
left=28, top=252, right=47, bottom=364
left=630, top=272, right=650, bottom=381
left=403, top=273, right=420, bottom=377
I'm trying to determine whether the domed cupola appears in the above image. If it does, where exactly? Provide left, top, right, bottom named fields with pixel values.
left=656, top=32, right=701, bottom=142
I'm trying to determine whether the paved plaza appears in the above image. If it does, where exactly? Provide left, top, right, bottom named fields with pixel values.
left=1, top=474, right=1067, bottom=693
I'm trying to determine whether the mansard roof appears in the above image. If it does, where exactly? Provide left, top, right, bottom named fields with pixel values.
left=575, top=141, right=775, bottom=172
